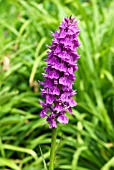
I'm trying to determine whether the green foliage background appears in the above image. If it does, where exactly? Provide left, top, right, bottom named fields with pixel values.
left=0, top=0, right=114, bottom=169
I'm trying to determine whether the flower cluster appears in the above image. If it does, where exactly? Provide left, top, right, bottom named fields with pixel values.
left=39, top=16, right=80, bottom=128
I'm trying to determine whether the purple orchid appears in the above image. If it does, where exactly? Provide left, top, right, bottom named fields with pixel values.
left=39, top=16, right=80, bottom=128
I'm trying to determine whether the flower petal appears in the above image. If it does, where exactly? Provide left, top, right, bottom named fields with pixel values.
left=57, top=114, right=68, bottom=124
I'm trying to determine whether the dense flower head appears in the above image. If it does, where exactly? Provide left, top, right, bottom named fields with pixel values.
left=39, top=16, right=80, bottom=128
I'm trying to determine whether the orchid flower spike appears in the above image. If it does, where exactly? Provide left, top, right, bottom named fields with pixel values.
left=39, top=16, right=80, bottom=128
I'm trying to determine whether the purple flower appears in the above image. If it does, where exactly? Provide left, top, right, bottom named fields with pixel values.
left=39, top=16, right=80, bottom=128
left=57, top=114, right=68, bottom=124
left=47, top=113, right=57, bottom=128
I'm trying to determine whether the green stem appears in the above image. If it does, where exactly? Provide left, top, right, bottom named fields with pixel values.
left=49, top=128, right=57, bottom=170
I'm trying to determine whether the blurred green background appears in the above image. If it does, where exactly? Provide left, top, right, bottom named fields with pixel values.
left=0, top=0, right=114, bottom=170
